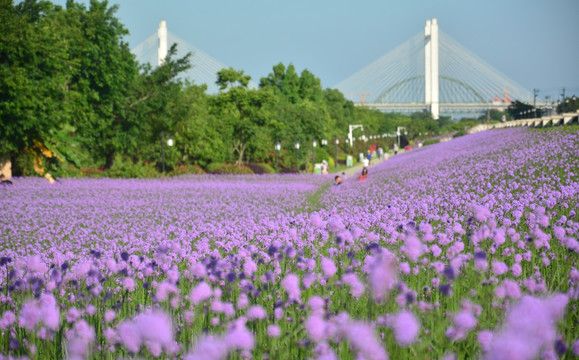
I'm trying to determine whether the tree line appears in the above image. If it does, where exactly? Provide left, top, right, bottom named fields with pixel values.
left=1, top=0, right=454, bottom=177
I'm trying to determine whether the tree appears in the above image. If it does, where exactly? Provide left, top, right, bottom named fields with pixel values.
left=213, top=69, right=277, bottom=165
left=0, top=0, right=76, bottom=175
left=299, top=69, right=323, bottom=102
left=507, top=100, right=536, bottom=119
left=556, top=96, right=578, bottom=114
left=125, top=44, right=191, bottom=170
left=259, top=63, right=301, bottom=103
left=61, top=0, right=140, bottom=168
left=216, top=67, right=251, bottom=91
left=174, top=84, right=228, bottom=167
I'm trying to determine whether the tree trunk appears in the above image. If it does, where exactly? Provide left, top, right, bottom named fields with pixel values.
left=105, top=150, right=115, bottom=169
left=233, top=140, right=247, bottom=166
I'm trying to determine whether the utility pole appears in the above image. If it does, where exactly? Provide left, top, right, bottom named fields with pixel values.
left=561, top=87, right=566, bottom=113
left=533, top=88, right=539, bottom=118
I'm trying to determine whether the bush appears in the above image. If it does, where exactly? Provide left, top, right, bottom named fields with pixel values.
left=169, top=164, right=205, bottom=176
left=106, top=155, right=158, bottom=178
left=206, top=163, right=254, bottom=175
left=453, top=129, right=468, bottom=138
left=423, top=139, right=440, bottom=146
left=247, top=163, right=275, bottom=174
left=81, top=167, right=106, bottom=178
left=12, top=151, right=37, bottom=177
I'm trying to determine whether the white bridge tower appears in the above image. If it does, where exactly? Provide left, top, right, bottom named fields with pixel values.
left=157, top=20, right=168, bottom=66
left=425, top=18, right=439, bottom=120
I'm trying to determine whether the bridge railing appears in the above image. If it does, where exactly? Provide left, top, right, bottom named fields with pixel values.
left=468, top=111, right=579, bottom=134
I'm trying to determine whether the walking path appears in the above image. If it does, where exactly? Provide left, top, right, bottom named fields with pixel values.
left=341, top=152, right=400, bottom=177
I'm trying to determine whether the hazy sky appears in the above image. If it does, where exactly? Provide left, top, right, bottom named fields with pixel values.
left=49, top=0, right=578, bottom=100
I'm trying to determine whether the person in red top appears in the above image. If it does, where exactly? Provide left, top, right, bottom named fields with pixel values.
left=358, top=167, right=368, bottom=181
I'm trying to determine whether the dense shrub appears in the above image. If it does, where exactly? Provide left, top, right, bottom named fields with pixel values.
left=247, top=163, right=275, bottom=174
left=422, top=139, right=440, bottom=146
left=169, top=164, right=206, bottom=176
left=105, top=155, right=158, bottom=178
left=206, top=162, right=254, bottom=174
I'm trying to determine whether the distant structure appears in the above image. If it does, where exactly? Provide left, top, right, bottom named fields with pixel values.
left=335, top=19, right=535, bottom=118
left=132, top=21, right=257, bottom=94
left=157, top=20, right=167, bottom=66
left=424, top=19, right=440, bottom=119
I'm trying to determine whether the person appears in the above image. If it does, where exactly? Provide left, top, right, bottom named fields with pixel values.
left=362, top=156, right=369, bottom=168
left=366, top=151, right=372, bottom=165
left=378, top=147, right=384, bottom=160
left=0, top=174, right=12, bottom=186
left=334, top=175, right=342, bottom=185
left=321, top=160, right=328, bottom=175
left=393, top=144, right=399, bottom=155
left=357, top=167, right=368, bottom=181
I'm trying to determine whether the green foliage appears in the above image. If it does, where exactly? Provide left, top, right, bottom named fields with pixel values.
left=507, top=100, right=542, bottom=119
left=557, top=96, right=578, bottom=113
left=423, top=139, right=440, bottom=146
left=105, top=155, right=158, bottom=178
left=442, top=120, right=476, bottom=134
left=1, top=2, right=466, bottom=179
left=206, top=163, right=254, bottom=174
left=168, top=164, right=206, bottom=176
left=453, top=129, right=469, bottom=138
left=478, top=109, right=509, bottom=123
left=246, top=163, right=275, bottom=174
left=216, top=67, right=251, bottom=90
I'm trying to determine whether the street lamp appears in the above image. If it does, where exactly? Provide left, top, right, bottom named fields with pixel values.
left=334, top=137, right=339, bottom=168
left=294, top=140, right=300, bottom=172
left=321, top=138, right=328, bottom=147
left=312, top=139, right=317, bottom=174
left=396, top=126, right=407, bottom=149
left=275, top=140, right=281, bottom=173
left=161, top=131, right=174, bottom=173
left=362, top=135, right=368, bottom=153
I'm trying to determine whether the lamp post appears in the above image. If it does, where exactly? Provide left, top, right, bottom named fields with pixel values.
left=275, top=140, right=281, bottom=173
left=396, top=126, right=407, bottom=149
left=362, top=135, right=368, bottom=153
left=161, top=131, right=174, bottom=173
left=312, top=139, right=317, bottom=174
left=294, top=140, right=300, bottom=172
left=334, top=137, right=339, bottom=168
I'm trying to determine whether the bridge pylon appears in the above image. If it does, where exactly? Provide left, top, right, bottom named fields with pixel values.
left=157, top=20, right=167, bottom=66
left=425, top=18, right=439, bottom=120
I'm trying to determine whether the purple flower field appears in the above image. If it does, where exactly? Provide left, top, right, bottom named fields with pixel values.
left=0, top=126, right=578, bottom=359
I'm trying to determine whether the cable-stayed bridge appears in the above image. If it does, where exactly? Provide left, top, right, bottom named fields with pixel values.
left=133, top=20, right=536, bottom=119
left=131, top=21, right=257, bottom=94
left=335, top=19, right=536, bottom=119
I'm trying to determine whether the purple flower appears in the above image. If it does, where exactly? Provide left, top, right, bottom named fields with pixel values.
left=0, top=311, right=16, bottom=329
left=225, top=319, right=255, bottom=351
left=267, top=324, right=281, bottom=338
left=190, top=282, right=212, bottom=305
left=392, top=310, right=420, bottom=346
left=305, top=315, right=327, bottom=342
left=492, top=261, right=508, bottom=276
left=247, top=305, right=267, bottom=320
left=369, top=253, right=398, bottom=302
left=471, top=204, right=491, bottom=222
left=344, top=321, right=388, bottom=360
left=477, top=330, right=493, bottom=351
left=66, top=320, right=95, bottom=359
left=321, top=257, right=337, bottom=278
left=281, top=274, right=301, bottom=302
